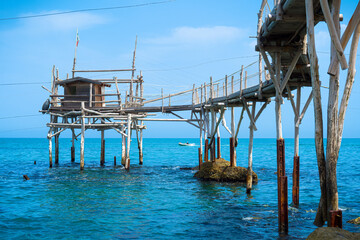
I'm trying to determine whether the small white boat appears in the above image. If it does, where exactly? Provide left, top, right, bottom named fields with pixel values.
left=178, top=142, right=195, bottom=147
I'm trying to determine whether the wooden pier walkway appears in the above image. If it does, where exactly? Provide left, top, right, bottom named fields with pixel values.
left=42, top=0, right=360, bottom=236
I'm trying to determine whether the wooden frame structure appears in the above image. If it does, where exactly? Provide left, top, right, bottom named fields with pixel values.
left=41, top=0, right=360, bottom=235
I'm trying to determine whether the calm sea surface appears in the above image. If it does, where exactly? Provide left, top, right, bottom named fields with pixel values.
left=0, top=138, right=359, bottom=239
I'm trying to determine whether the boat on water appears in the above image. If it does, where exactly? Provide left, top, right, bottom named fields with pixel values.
left=178, top=142, right=195, bottom=146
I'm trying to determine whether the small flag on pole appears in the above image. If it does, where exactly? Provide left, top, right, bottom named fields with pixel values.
left=76, top=29, right=80, bottom=47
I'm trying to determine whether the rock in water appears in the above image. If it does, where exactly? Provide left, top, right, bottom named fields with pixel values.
left=194, top=158, right=257, bottom=182
left=306, top=227, right=360, bottom=240
left=347, top=217, right=360, bottom=224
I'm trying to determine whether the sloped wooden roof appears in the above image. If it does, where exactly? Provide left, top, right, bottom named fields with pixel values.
left=57, top=77, right=111, bottom=87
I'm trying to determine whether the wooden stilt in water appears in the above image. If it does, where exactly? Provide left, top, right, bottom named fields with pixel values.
left=204, top=139, right=209, bottom=162
left=80, top=102, right=85, bottom=170
left=329, top=210, right=342, bottom=228
left=198, top=148, right=202, bottom=170
left=49, top=137, right=53, bottom=168
left=230, top=137, right=235, bottom=166
left=246, top=102, right=256, bottom=194
left=114, top=156, right=117, bottom=166
left=54, top=116, right=59, bottom=164
left=217, top=137, right=221, bottom=159
left=231, top=107, right=236, bottom=166
left=292, top=156, right=300, bottom=206
left=277, top=139, right=288, bottom=233
left=55, top=134, right=59, bottom=164
left=210, top=110, right=216, bottom=161
left=279, top=176, right=289, bottom=233
left=71, top=130, right=75, bottom=162
left=100, top=130, right=105, bottom=166
left=216, top=113, right=221, bottom=159
left=138, top=122, right=144, bottom=165
left=121, top=125, right=126, bottom=166
left=125, top=114, right=132, bottom=170
left=293, top=86, right=301, bottom=207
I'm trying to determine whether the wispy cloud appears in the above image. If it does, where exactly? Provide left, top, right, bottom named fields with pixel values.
left=146, top=26, right=246, bottom=46
left=16, top=11, right=107, bottom=33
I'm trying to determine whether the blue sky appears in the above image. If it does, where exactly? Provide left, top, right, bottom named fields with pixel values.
left=0, top=0, right=359, bottom=139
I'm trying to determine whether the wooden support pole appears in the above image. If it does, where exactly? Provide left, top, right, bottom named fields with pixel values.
left=71, top=130, right=75, bottom=162
left=240, top=65, right=244, bottom=96
left=279, top=176, right=289, bottom=233
left=231, top=107, right=236, bottom=166
left=329, top=210, right=342, bottom=228
left=198, top=148, right=202, bottom=170
left=216, top=113, right=221, bottom=159
left=199, top=111, right=203, bottom=160
left=210, top=110, right=216, bottom=161
left=246, top=102, right=256, bottom=194
left=121, top=125, right=126, bottom=166
left=306, top=0, right=327, bottom=226
left=204, top=139, right=209, bottom=162
left=80, top=102, right=85, bottom=170
left=230, top=137, right=235, bottom=167
left=55, top=133, right=59, bottom=164
left=225, top=75, right=228, bottom=97
left=277, top=139, right=288, bottom=233
left=125, top=114, right=132, bottom=170
left=138, top=122, right=144, bottom=165
left=292, top=156, right=300, bottom=207
left=293, top=86, right=301, bottom=207
left=245, top=71, right=248, bottom=89
left=100, top=130, right=105, bottom=166
left=49, top=137, right=52, bottom=168
left=114, top=156, right=117, bottom=166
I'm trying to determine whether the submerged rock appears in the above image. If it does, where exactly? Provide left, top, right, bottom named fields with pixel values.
left=347, top=217, right=360, bottom=224
left=194, top=158, right=257, bottom=183
left=306, top=227, right=360, bottom=240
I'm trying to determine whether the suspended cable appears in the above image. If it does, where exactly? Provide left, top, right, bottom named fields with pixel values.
left=0, top=0, right=175, bottom=21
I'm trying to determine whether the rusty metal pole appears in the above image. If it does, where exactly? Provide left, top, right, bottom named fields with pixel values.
left=204, top=139, right=209, bottom=162
left=198, top=148, right=202, bottom=170
left=230, top=137, right=235, bottom=167
left=277, top=138, right=288, bottom=233
left=217, top=137, right=221, bottom=159
left=292, top=156, right=300, bottom=206
left=329, top=210, right=342, bottom=228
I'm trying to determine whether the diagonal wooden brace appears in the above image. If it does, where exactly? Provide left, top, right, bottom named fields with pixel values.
left=242, top=98, right=258, bottom=131
left=320, top=0, right=348, bottom=70
left=296, top=90, right=313, bottom=127
left=280, top=51, right=302, bottom=93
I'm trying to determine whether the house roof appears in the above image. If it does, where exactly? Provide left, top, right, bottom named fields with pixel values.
left=57, top=77, right=111, bottom=87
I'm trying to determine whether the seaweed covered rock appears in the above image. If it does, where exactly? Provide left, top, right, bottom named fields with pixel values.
left=194, top=158, right=258, bottom=182
left=306, top=227, right=360, bottom=240
left=347, top=217, right=360, bottom=224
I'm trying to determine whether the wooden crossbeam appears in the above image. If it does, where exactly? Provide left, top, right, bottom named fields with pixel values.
left=209, top=108, right=225, bottom=146
left=258, top=46, right=281, bottom=95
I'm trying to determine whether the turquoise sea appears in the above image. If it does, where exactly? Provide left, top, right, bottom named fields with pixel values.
left=0, top=138, right=359, bottom=239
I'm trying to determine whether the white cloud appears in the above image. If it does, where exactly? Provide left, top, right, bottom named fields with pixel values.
left=18, top=11, right=107, bottom=33
left=147, top=26, right=246, bottom=46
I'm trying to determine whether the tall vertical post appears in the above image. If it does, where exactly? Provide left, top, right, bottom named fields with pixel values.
left=100, top=130, right=105, bottom=166
left=275, top=52, right=288, bottom=233
left=80, top=102, right=85, bottom=170
left=230, top=106, right=236, bottom=166
left=54, top=116, right=59, bottom=164
left=121, top=125, right=126, bottom=165
left=216, top=114, right=221, bottom=159
left=55, top=134, right=59, bottom=164
left=139, top=121, right=144, bottom=165
left=125, top=114, right=132, bottom=170
left=293, top=86, right=301, bottom=206
left=210, top=109, right=216, bottom=161
left=199, top=111, right=203, bottom=165
left=71, top=129, right=75, bottom=162
left=49, top=137, right=53, bottom=168
left=247, top=102, right=256, bottom=194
